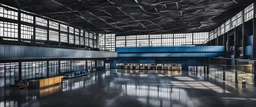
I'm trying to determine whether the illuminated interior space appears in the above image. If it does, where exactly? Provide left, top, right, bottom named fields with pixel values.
left=1, top=0, right=256, bottom=107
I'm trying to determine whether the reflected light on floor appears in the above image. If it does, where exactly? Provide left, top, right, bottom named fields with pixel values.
left=40, top=85, right=61, bottom=97
left=171, top=77, right=230, bottom=93
left=122, top=84, right=190, bottom=106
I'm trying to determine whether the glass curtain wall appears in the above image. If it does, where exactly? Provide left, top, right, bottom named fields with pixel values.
left=0, top=63, right=19, bottom=86
left=49, top=61, right=59, bottom=77
left=0, top=60, right=91, bottom=88
left=209, top=3, right=254, bottom=41
left=237, top=60, right=254, bottom=85
left=87, top=60, right=92, bottom=70
left=70, top=60, right=86, bottom=71
left=60, top=60, right=71, bottom=73
left=0, top=4, right=96, bottom=49
left=22, top=61, right=47, bottom=80
left=96, top=60, right=104, bottom=67
left=113, top=32, right=209, bottom=48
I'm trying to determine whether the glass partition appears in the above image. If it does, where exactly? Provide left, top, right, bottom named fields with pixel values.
left=209, top=58, right=255, bottom=85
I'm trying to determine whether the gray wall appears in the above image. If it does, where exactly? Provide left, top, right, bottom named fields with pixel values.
left=0, top=44, right=117, bottom=59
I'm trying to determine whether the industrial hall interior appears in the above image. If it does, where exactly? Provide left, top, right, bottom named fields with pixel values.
left=1, top=0, right=256, bottom=107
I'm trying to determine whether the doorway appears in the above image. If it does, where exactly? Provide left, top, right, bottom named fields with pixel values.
left=105, top=63, right=110, bottom=70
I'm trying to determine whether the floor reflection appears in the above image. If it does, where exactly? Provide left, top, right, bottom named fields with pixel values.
left=0, top=69, right=256, bottom=107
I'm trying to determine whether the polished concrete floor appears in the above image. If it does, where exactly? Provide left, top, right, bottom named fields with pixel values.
left=1, top=69, right=256, bottom=107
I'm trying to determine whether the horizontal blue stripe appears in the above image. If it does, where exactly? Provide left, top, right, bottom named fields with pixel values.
left=116, top=46, right=225, bottom=53
left=118, top=53, right=224, bottom=57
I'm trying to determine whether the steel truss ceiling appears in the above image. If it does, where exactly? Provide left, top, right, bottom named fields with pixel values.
left=0, top=0, right=254, bottom=36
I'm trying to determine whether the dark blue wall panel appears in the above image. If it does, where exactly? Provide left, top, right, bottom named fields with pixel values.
left=116, top=46, right=225, bottom=53
left=118, top=53, right=224, bottom=57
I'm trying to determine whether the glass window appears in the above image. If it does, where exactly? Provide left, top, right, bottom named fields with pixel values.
left=35, top=28, right=47, bottom=41
left=69, top=34, right=74, bottom=44
left=244, top=3, right=254, bottom=22
left=60, top=24, right=68, bottom=32
left=150, top=34, right=161, bottom=47
left=221, top=24, right=225, bottom=35
left=137, top=35, right=149, bottom=47
left=49, top=30, right=59, bottom=42
left=150, top=34, right=161, bottom=39
left=225, top=20, right=231, bottom=33
left=0, top=21, right=18, bottom=41
left=236, top=12, right=243, bottom=26
left=116, top=36, right=125, bottom=47
left=150, top=39, right=161, bottom=46
left=60, top=33, right=68, bottom=43
left=162, top=34, right=173, bottom=46
left=0, top=6, right=18, bottom=20
left=87, top=60, right=92, bottom=70
left=99, top=33, right=105, bottom=49
left=22, top=61, right=47, bottom=80
left=21, top=24, right=33, bottom=42
left=173, top=34, right=185, bottom=46
left=193, top=32, right=209, bottom=44
left=49, top=61, right=59, bottom=76
left=105, top=34, right=115, bottom=51
left=75, top=35, right=80, bottom=45
left=80, top=30, right=84, bottom=45
left=1, top=62, right=19, bottom=86
left=231, top=16, right=236, bottom=29
left=49, top=21, right=59, bottom=30
left=60, top=61, right=70, bottom=73
left=21, top=13, right=33, bottom=23
left=89, top=38, right=93, bottom=47
left=36, top=17, right=47, bottom=26
left=0, top=6, right=3, bottom=17
left=126, top=39, right=136, bottom=47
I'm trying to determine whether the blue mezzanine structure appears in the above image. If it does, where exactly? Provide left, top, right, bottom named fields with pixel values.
left=116, top=46, right=225, bottom=57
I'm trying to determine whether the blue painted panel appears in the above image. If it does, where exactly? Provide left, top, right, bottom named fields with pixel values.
left=139, top=60, right=155, bottom=64
left=118, top=53, right=224, bottom=57
left=246, top=45, right=252, bottom=56
left=116, top=46, right=225, bottom=53
left=247, top=35, right=253, bottom=45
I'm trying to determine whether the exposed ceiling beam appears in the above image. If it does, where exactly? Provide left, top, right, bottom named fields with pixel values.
left=51, top=0, right=107, bottom=32
left=107, top=0, right=147, bottom=29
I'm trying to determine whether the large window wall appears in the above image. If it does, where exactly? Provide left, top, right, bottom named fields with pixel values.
left=0, top=59, right=101, bottom=87
left=22, top=61, right=47, bottom=80
left=115, top=32, right=209, bottom=48
left=0, top=62, right=19, bottom=86
left=101, top=3, right=256, bottom=52
left=209, top=3, right=254, bottom=41
left=0, top=4, right=98, bottom=49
